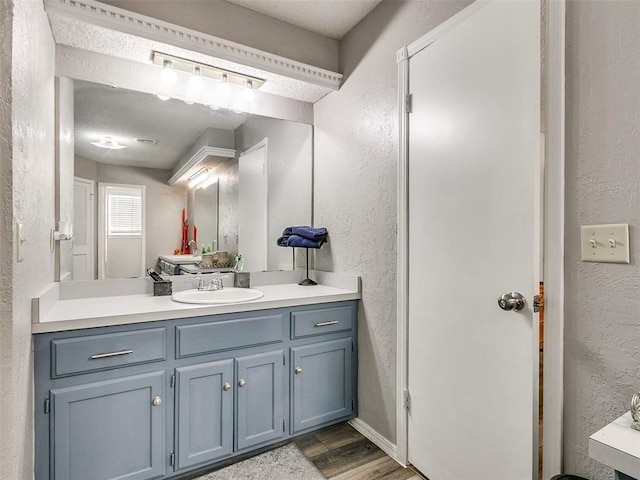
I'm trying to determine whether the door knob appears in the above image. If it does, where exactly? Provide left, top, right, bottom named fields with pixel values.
left=238, top=379, right=246, bottom=387
left=223, top=382, right=231, bottom=391
left=498, top=292, right=526, bottom=311
left=152, top=396, right=162, bottom=406
left=294, top=367, right=302, bottom=374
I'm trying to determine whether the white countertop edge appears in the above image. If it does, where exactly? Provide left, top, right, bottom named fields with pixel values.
left=589, top=412, right=640, bottom=478
left=31, top=282, right=60, bottom=325
left=32, top=287, right=361, bottom=334
left=40, top=270, right=357, bottom=303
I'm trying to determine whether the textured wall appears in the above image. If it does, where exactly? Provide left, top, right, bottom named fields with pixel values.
left=0, top=1, right=56, bottom=478
left=564, top=2, right=640, bottom=478
left=100, top=0, right=339, bottom=72
left=314, top=0, right=470, bottom=443
left=0, top=1, right=15, bottom=477
left=235, top=117, right=312, bottom=271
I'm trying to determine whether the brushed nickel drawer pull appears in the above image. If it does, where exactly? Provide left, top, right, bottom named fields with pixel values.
left=314, top=321, right=339, bottom=327
left=90, top=349, right=134, bottom=360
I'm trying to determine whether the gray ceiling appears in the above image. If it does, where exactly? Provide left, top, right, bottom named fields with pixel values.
left=74, top=80, right=248, bottom=170
left=224, top=0, right=383, bottom=39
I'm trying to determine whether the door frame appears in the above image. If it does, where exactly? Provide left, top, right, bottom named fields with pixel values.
left=73, top=176, right=96, bottom=281
left=395, top=1, right=565, bottom=478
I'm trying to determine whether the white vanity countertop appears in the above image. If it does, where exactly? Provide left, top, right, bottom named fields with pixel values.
left=32, top=283, right=361, bottom=334
left=589, top=411, right=640, bottom=478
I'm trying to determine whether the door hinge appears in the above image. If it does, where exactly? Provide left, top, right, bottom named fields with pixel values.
left=533, top=294, right=542, bottom=313
left=352, top=399, right=356, bottom=411
left=170, top=374, right=175, bottom=388
left=283, top=418, right=287, bottom=432
left=405, top=93, right=412, bottom=114
left=404, top=390, right=410, bottom=411
left=44, top=397, right=50, bottom=414
left=169, top=452, right=175, bottom=467
left=351, top=340, right=354, bottom=352
left=283, top=353, right=286, bottom=366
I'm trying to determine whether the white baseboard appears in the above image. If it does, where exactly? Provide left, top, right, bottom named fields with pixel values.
left=348, top=418, right=403, bottom=466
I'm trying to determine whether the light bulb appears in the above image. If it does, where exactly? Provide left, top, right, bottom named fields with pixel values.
left=160, top=60, right=177, bottom=86
left=188, top=66, right=204, bottom=93
left=242, top=80, right=255, bottom=102
left=216, top=74, right=231, bottom=101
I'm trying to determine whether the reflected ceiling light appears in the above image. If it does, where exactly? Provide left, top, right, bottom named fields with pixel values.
left=208, top=104, right=220, bottom=111
left=188, top=168, right=210, bottom=189
left=160, top=59, right=177, bottom=86
left=91, top=136, right=127, bottom=150
left=155, top=93, right=170, bottom=101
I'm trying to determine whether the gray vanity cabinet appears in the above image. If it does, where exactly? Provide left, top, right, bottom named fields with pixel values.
left=175, top=360, right=233, bottom=470
left=34, top=300, right=357, bottom=480
left=50, top=371, right=166, bottom=480
left=291, top=338, right=353, bottom=433
left=290, top=304, right=356, bottom=433
left=235, top=350, right=285, bottom=450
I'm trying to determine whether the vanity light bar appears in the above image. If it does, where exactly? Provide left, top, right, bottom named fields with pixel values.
left=152, top=52, right=265, bottom=90
left=188, top=168, right=210, bottom=189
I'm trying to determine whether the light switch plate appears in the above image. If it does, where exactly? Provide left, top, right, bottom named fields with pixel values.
left=580, top=223, right=629, bottom=263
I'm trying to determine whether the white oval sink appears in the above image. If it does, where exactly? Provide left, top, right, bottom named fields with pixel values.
left=171, top=288, right=264, bottom=305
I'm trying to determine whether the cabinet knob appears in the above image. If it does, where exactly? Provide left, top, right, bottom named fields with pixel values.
left=223, top=382, right=232, bottom=391
left=238, top=379, right=246, bottom=387
left=152, top=396, right=162, bottom=407
left=294, top=367, right=302, bottom=375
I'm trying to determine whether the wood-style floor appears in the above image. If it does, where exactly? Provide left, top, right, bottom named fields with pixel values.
left=294, top=423, right=425, bottom=480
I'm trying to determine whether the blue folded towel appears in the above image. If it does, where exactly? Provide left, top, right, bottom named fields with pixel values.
left=277, top=234, right=325, bottom=249
left=281, top=226, right=327, bottom=241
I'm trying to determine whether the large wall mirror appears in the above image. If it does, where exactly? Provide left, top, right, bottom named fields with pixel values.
left=64, top=77, right=312, bottom=281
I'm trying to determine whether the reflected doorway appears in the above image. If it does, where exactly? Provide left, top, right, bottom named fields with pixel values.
left=98, top=183, right=146, bottom=279
left=238, top=139, right=268, bottom=272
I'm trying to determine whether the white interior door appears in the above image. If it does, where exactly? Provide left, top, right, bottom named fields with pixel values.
left=72, top=177, right=95, bottom=281
left=406, top=2, right=541, bottom=479
left=238, top=139, right=268, bottom=272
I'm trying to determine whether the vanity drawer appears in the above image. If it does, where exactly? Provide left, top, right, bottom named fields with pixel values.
left=51, top=328, right=167, bottom=378
left=291, top=305, right=354, bottom=339
left=176, top=314, right=285, bottom=358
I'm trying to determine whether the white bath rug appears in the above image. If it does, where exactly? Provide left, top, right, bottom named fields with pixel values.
left=194, top=443, right=325, bottom=480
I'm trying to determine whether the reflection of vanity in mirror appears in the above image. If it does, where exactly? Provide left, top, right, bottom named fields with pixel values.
left=67, top=77, right=312, bottom=281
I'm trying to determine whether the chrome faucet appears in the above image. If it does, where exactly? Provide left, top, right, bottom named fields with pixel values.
left=197, top=274, right=226, bottom=291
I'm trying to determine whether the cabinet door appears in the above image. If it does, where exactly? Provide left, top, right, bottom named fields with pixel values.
left=175, top=360, right=233, bottom=470
left=291, top=338, right=354, bottom=433
left=50, top=371, right=165, bottom=480
left=235, top=351, right=285, bottom=450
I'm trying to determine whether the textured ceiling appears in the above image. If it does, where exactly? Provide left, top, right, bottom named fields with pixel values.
left=75, top=80, right=248, bottom=169
left=225, top=0, right=383, bottom=39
